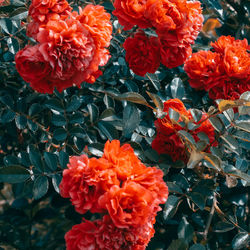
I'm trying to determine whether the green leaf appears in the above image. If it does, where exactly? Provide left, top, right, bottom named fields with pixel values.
left=59, top=151, right=69, bottom=169
left=221, top=134, right=239, bottom=151
left=0, top=109, right=16, bottom=123
left=168, top=239, right=188, bottom=250
left=98, top=121, right=118, bottom=141
left=214, top=221, right=235, bottom=233
left=10, top=7, right=28, bottom=20
left=177, top=217, right=194, bottom=243
left=103, top=94, right=115, bottom=108
left=45, top=99, right=64, bottom=112
left=163, top=195, right=181, bottom=221
left=52, top=174, right=62, bottom=193
left=0, top=18, right=16, bottom=34
left=234, top=121, right=250, bottom=133
left=169, top=108, right=180, bottom=122
left=0, top=165, right=30, bottom=183
left=7, top=37, right=19, bottom=54
left=189, top=192, right=206, bottom=210
left=234, top=131, right=250, bottom=143
left=99, top=108, right=116, bottom=121
left=53, top=128, right=67, bottom=141
left=68, top=112, right=84, bottom=124
left=0, top=95, right=14, bottom=109
left=28, top=146, right=44, bottom=172
left=33, top=176, right=49, bottom=200
left=209, top=116, right=224, bottom=132
left=69, top=127, right=86, bottom=139
left=190, top=109, right=203, bottom=123
left=114, top=92, right=149, bottom=106
left=27, top=120, right=38, bottom=132
left=29, top=103, right=43, bottom=117
left=88, top=143, right=104, bottom=157
left=15, top=115, right=27, bottom=129
left=231, top=232, right=249, bottom=250
left=197, top=132, right=210, bottom=144
left=52, top=114, right=67, bottom=126
left=44, top=152, right=57, bottom=171
left=59, top=150, right=69, bottom=168
left=66, top=95, right=81, bottom=112
left=3, top=155, right=19, bottom=166
left=166, top=182, right=183, bottom=194
left=87, top=103, right=99, bottom=123
left=223, top=108, right=234, bottom=122
left=170, top=78, right=185, bottom=99
left=124, top=80, right=139, bottom=92
left=178, top=130, right=196, bottom=145
left=123, top=103, right=140, bottom=138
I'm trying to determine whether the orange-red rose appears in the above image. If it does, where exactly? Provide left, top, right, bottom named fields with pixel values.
left=65, top=215, right=155, bottom=250
left=113, top=0, right=151, bottom=30
left=185, top=36, right=250, bottom=100
left=123, top=30, right=160, bottom=76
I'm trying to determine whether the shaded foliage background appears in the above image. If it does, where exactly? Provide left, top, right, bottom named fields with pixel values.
left=0, top=0, right=249, bottom=249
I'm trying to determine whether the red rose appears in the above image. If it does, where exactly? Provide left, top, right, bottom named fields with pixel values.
left=96, top=215, right=155, bottom=250
left=65, top=219, right=98, bottom=250
left=131, top=166, right=169, bottom=207
left=15, top=45, right=51, bottom=86
left=65, top=215, right=156, bottom=250
left=159, top=40, right=192, bottom=68
left=223, top=46, right=250, bottom=79
left=152, top=99, right=217, bottom=162
left=184, top=50, right=226, bottom=91
left=59, top=154, right=119, bottom=214
left=211, top=35, right=249, bottom=54
left=98, top=182, right=155, bottom=228
left=145, top=0, right=203, bottom=44
left=123, top=30, right=160, bottom=76
left=144, top=0, right=177, bottom=32
left=112, top=0, right=151, bottom=30
left=185, top=35, right=250, bottom=100
left=28, top=0, right=71, bottom=24
left=102, top=140, right=145, bottom=180
left=152, top=132, right=188, bottom=162
left=209, top=79, right=250, bottom=100
left=77, top=4, right=112, bottom=49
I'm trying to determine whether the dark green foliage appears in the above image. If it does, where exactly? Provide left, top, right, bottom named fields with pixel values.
left=0, top=0, right=249, bottom=249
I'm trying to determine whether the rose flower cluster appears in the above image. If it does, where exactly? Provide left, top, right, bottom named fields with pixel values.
left=59, top=140, right=169, bottom=249
left=152, top=99, right=217, bottom=163
left=113, top=0, right=203, bottom=76
left=184, top=36, right=250, bottom=100
left=15, top=0, right=112, bottom=94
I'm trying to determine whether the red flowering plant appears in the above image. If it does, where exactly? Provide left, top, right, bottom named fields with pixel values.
left=113, top=0, right=203, bottom=76
left=60, top=140, right=169, bottom=249
left=151, top=99, right=217, bottom=163
left=15, top=0, right=112, bottom=94
left=184, top=36, right=250, bottom=100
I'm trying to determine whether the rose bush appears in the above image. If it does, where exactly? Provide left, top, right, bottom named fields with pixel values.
left=0, top=0, right=249, bottom=249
